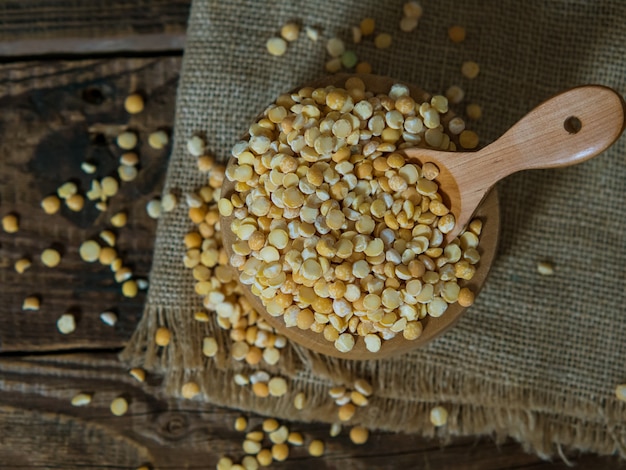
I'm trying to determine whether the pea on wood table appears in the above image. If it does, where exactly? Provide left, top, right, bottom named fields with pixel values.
left=0, top=2, right=624, bottom=469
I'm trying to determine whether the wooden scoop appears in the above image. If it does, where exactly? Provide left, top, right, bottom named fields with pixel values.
left=407, top=84, right=626, bottom=241
left=220, top=74, right=625, bottom=359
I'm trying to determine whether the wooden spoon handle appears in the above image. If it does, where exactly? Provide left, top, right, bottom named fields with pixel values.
left=471, top=85, right=625, bottom=182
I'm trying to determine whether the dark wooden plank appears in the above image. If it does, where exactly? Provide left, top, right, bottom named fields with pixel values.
left=0, top=57, right=180, bottom=352
left=0, top=1, right=189, bottom=56
left=1, top=352, right=624, bottom=470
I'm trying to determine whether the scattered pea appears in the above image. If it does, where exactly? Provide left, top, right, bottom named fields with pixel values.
left=80, top=162, right=97, bottom=174
left=100, top=311, right=118, bottom=326
left=308, top=439, right=325, bottom=457
left=294, top=392, right=307, bottom=410
left=117, top=131, right=138, bottom=150
left=99, top=230, right=116, bottom=247
left=148, top=130, right=169, bottom=150
left=1, top=214, right=19, bottom=233
left=181, top=381, right=201, bottom=399
left=256, top=449, right=273, bottom=466
left=280, top=22, right=299, bottom=42
left=325, top=58, right=342, bottom=73
left=41, top=248, right=61, bottom=268
left=430, top=405, right=449, bottom=426
left=285, top=431, right=303, bottom=446
left=202, top=336, right=218, bottom=357
left=341, top=50, right=358, bottom=69
left=155, top=326, right=171, bottom=346
left=448, top=25, right=466, bottom=43
left=403, top=1, right=423, bottom=18
left=359, top=18, right=375, bottom=36
left=22, top=296, right=40, bottom=311
left=71, top=393, right=92, bottom=407
left=57, top=182, right=77, bottom=199
left=79, top=240, right=101, bottom=263
left=349, top=426, right=369, bottom=444
left=326, top=37, right=345, bottom=57
left=355, top=62, right=372, bottom=74
left=124, top=93, right=144, bottom=114
left=101, top=176, right=119, bottom=198
left=266, top=37, right=287, bottom=56
left=14, top=258, right=31, bottom=274
left=118, top=164, right=138, bottom=182
left=305, top=26, right=319, bottom=42
left=57, top=313, right=76, bottom=334
left=110, top=397, right=128, bottom=416
left=146, top=198, right=162, bottom=219
left=187, top=135, right=206, bottom=157
left=466, top=103, right=482, bottom=120
left=110, top=211, right=127, bottom=228
left=120, top=152, right=139, bottom=166
left=459, top=130, right=479, bottom=149
left=399, top=16, right=419, bottom=32
left=162, top=192, right=178, bottom=212
left=129, top=368, right=146, bottom=382
left=271, top=443, right=289, bottom=461
left=122, top=280, right=138, bottom=298
left=374, top=33, right=392, bottom=49
left=461, top=60, right=480, bottom=79
left=537, top=261, right=555, bottom=276
left=445, top=85, right=465, bottom=104
left=217, top=456, right=233, bottom=470
left=234, top=416, right=248, bottom=431
left=41, top=195, right=61, bottom=214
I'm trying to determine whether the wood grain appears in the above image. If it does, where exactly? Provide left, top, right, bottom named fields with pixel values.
left=0, top=1, right=189, bottom=56
left=0, top=57, right=181, bottom=352
left=1, top=352, right=624, bottom=470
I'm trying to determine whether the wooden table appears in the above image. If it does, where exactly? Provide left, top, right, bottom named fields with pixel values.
left=0, top=2, right=624, bottom=469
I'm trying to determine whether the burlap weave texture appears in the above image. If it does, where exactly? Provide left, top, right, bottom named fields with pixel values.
left=122, top=0, right=626, bottom=459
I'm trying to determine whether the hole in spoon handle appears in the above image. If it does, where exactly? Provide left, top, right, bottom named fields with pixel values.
left=482, top=85, right=625, bottom=177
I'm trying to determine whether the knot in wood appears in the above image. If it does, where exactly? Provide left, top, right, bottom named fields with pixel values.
left=158, top=413, right=189, bottom=440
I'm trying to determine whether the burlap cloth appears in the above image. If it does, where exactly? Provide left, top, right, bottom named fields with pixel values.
left=122, top=0, right=626, bottom=459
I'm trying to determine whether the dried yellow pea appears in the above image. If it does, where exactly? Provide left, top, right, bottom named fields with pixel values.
left=110, top=397, right=128, bottom=416
left=124, top=93, right=144, bottom=114
left=1, top=214, right=18, bottom=233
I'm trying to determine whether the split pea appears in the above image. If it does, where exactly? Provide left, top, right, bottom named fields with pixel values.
left=148, top=130, right=169, bottom=150
left=57, top=313, right=76, bottom=334
left=430, top=405, right=448, bottom=426
left=349, top=426, right=369, bottom=444
left=308, top=440, right=325, bottom=457
left=79, top=240, right=101, bottom=263
left=448, top=25, right=466, bottom=43
left=14, top=258, right=31, bottom=274
left=117, top=131, right=137, bottom=150
left=461, top=61, right=480, bottom=79
left=22, top=296, right=40, bottom=311
left=266, top=37, right=287, bottom=56
left=155, top=326, right=171, bottom=346
left=1, top=214, right=18, bottom=233
left=41, top=195, right=61, bottom=214
left=374, top=33, right=392, bottom=49
left=41, top=248, right=61, bottom=268
left=110, top=397, right=128, bottom=416
left=124, top=93, right=144, bottom=114
left=280, top=22, right=299, bottom=42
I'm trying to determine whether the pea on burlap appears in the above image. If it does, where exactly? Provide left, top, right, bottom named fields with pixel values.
left=121, top=0, right=626, bottom=459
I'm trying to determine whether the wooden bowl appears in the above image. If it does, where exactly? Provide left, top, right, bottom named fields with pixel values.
left=220, top=74, right=501, bottom=360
